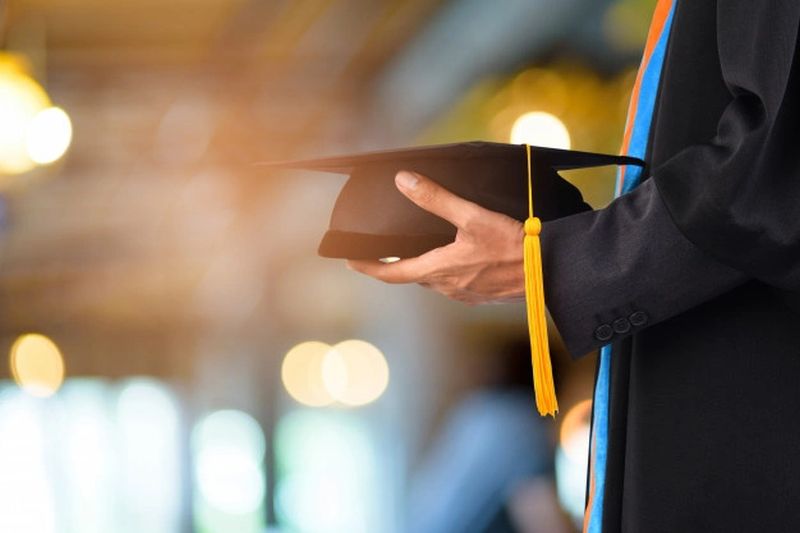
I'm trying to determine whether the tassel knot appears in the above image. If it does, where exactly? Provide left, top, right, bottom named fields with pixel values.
left=524, top=217, right=541, bottom=236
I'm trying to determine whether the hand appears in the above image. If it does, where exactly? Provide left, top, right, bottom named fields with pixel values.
left=346, top=170, right=527, bottom=305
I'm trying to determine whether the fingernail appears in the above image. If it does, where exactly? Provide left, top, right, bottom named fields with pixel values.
left=395, top=170, right=418, bottom=190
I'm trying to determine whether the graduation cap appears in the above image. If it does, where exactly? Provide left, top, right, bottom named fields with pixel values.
left=267, top=141, right=642, bottom=260
left=268, top=141, right=643, bottom=416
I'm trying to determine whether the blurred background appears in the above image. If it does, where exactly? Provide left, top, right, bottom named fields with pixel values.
left=0, top=0, right=655, bottom=531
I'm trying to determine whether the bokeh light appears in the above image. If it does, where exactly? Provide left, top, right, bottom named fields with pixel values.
left=281, top=341, right=335, bottom=407
left=0, top=387, right=57, bottom=533
left=0, top=378, right=184, bottom=533
left=191, top=409, right=266, bottom=516
left=116, top=378, right=182, bottom=533
left=9, top=333, right=65, bottom=397
left=510, top=111, right=571, bottom=149
left=59, top=380, right=115, bottom=533
left=559, top=398, right=592, bottom=464
left=322, top=340, right=389, bottom=407
left=555, top=399, right=593, bottom=526
left=0, top=56, right=50, bottom=175
left=275, top=410, right=379, bottom=533
left=26, top=107, right=73, bottom=165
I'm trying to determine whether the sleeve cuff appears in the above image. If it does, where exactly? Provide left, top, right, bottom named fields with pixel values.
left=540, top=178, right=747, bottom=358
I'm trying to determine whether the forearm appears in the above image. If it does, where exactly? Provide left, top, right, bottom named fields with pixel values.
left=541, top=178, right=748, bottom=358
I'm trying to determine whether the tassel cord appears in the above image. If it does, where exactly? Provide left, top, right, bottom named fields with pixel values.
left=523, top=144, right=558, bottom=416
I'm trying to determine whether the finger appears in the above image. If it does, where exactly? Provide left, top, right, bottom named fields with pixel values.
left=346, top=246, right=451, bottom=284
left=395, top=170, right=483, bottom=230
left=346, top=256, right=436, bottom=284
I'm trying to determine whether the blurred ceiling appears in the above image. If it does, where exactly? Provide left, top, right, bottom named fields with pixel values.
left=0, top=0, right=448, bottom=343
left=6, top=0, right=438, bottom=66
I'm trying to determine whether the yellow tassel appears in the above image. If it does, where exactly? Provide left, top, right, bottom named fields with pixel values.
left=523, top=145, right=558, bottom=417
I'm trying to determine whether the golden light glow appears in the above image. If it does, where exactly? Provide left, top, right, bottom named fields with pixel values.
left=0, top=54, right=72, bottom=176
left=9, top=333, right=65, bottom=397
left=559, top=399, right=593, bottom=464
left=26, top=107, right=72, bottom=165
left=281, top=341, right=335, bottom=407
left=322, top=340, right=389, bottom=407
left=510, top=111, right=571, bottom=149
left=0, top=57, right=51, bottom=175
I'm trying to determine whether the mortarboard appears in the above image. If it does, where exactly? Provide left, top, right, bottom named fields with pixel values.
left=267, top=141, right=643, bottom=416
left=267, top=141, right=642, bottom=259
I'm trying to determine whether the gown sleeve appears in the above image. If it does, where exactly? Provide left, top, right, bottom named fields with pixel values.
left=540, top=0, right=800, bottom=357
left=541, top=179, right=747, bottom=358
left=653, top=0, right=800, bottom=290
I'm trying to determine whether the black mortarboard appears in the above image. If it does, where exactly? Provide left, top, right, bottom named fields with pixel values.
left=268, top=141, right=642, bottom=260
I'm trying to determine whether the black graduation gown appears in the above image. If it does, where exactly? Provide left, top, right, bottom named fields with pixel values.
left=541, top=1, right=800, bottom=531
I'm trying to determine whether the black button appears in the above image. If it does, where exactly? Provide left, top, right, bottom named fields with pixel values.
left=594, top=323, right=614, bottom=342
left=612, top=317, right=631, bottom=334
left=629, top=311, right=648, bottom=327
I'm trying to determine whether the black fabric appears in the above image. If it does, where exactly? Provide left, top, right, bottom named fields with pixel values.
left=652, top=0, right=800, bottom=290
left=541, top=179, right=745, bottom=357
left=267, top=142, right=641, bottom=259
left=539, top=1, right=800, bottom=531
left=618, top=283, right=800, bottom=532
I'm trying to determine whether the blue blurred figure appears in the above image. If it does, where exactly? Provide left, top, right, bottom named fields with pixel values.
left=407, top=339, right=572, bottom=533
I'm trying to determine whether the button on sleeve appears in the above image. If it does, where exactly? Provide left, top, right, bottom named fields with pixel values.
left=612, top=317, right=631, bottom=334
left=629, top=311, right=649, bottom=327
left=594, top=324, right=614, bottom=342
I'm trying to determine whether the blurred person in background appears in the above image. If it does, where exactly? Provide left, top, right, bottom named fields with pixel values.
left=407, top=338, right=572, bottom=533
left=350, top=1, right=800, bottom=531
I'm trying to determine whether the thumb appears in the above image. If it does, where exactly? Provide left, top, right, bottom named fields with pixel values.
left=395, top=170, right=482, bottom=230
